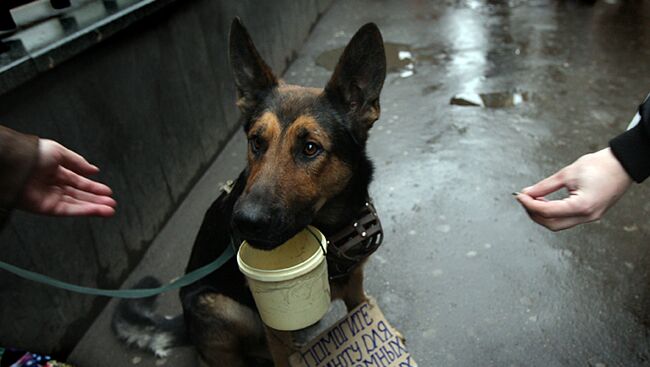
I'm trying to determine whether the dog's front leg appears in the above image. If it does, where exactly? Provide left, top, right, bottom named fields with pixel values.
left=341, top=265, right=369, bottom=311
left=264, top=326, right=296, bottom=367
left=340, top=265, right=406, bottom=344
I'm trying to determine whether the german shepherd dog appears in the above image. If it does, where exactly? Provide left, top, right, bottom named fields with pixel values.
left=113, top=19, right=387, bottom=367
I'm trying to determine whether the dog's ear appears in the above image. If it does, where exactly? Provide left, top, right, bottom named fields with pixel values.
left=324, top=23, right=386, bottom=141
left=229, top=18, right=278, bottom=112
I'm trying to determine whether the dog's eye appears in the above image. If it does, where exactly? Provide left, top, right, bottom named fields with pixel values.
left=303, top=142, right=321, bottom=157
left=250, top=137, right=263, bottom=154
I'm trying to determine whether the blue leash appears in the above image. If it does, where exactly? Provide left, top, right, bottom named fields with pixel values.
left=0, top=180, right=239, bottom=299
left=0, top=245, right=235, bottom=298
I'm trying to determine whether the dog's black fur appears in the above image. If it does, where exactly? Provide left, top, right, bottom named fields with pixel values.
left=113, top=19, right=387, bottom=367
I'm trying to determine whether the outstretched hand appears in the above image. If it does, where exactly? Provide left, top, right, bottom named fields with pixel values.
left=515, top=148, right=632, bottom=231
left=17, top=139, right=116, bottom=217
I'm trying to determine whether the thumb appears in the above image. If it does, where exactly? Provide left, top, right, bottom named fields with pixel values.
left=521, top=170, right=565, bottom=198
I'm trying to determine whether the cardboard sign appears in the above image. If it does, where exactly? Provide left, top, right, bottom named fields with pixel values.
left=289, top=298, right=418, bottom=367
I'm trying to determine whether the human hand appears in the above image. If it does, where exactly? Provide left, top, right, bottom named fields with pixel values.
left=17, top=139, right=116, bottom=217
left=515, top=148, right=632, bottom=231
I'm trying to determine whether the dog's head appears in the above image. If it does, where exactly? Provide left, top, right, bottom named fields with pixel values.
left=229, top=19, right=386, bottom=250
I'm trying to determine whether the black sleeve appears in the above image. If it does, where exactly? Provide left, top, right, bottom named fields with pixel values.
left=609, top=95, right=650, bottom=183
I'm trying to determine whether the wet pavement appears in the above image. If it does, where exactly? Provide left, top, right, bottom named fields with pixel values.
left=72, top=0, right=650, bottom=365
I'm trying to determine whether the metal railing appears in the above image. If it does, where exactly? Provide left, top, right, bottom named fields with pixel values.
left=0, top=0, right=141, bottom=58
left=1, top=0, right=72, bottom=31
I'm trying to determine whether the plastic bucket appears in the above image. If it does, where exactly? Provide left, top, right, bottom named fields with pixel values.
left=237, top=226, right=330, bottom=331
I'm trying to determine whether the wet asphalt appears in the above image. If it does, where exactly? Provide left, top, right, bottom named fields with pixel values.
left=71, top=0, right=650, bottom=366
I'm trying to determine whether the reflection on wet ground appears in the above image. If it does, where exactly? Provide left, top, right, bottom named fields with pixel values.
left=286, top=0, right=650, bottom=365
left=316, top=42, right=416, bottom=77
left=316, top=38, right=531, bottom=108
left=450, top=91, right=529, bottom=108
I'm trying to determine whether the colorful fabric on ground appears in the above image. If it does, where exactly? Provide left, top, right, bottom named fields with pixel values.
left=0, top=347, right=74, bottom=367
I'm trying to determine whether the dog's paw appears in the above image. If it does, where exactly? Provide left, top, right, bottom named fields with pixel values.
left=151, top=333, right=174, bottom=358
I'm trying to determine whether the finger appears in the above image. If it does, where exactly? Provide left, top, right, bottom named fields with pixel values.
left=516, top=193, right=583, bottom=218
left=57, top=195, right=116, bottom=217
left=57, top=167, right=112, bottom=196
left=521, top=171, right=565, bottom=198
left=528, top=212, right=593, bottom=231
left=63, top=186, right=116, bottom=207
left=58, top=144, right=99, bottom=175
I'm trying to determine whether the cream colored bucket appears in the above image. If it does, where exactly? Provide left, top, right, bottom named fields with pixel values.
left=237, top=226, right=330, bottom=331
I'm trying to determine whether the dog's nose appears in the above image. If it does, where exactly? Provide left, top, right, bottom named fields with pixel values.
left=232, top=201, right=273, bottom=239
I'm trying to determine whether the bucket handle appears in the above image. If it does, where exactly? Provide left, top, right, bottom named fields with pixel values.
left=306, top=226, right=327, bottom=257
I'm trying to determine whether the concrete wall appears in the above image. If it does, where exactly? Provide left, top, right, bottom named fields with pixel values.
left=0, top=0, right=331, bottom=357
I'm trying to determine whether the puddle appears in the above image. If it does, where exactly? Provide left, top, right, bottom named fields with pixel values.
left=450, top=91, right=530, bottom=108
left=316, top=42, right=415, bottom=78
